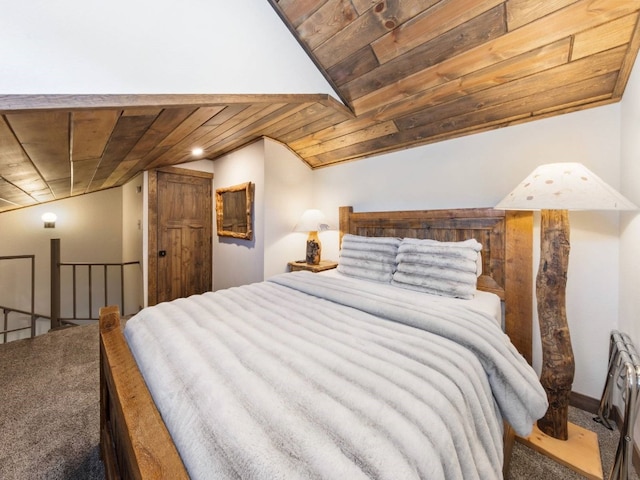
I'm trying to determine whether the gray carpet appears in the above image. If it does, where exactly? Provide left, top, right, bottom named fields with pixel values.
left=0, top=324, right=104, bottom=480
left=510, top=408, right=639, bottom=480
left=0, top=323, right=636, bottom=480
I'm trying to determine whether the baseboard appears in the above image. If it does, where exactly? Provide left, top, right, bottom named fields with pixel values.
left=570, top=391, right=640, bottom=476
left=570, top=391, right=600, bottom=414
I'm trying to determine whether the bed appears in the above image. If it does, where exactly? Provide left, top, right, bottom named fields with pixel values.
left=99, top=206, right=546, bottom=479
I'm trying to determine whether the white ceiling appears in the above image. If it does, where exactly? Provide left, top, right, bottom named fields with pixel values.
left=0, top=0, right=339, bottom=98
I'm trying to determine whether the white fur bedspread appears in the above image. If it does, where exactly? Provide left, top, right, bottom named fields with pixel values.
left=124, top=272, right=547, bottom=480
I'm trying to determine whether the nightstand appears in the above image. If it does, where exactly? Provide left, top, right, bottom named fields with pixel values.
left=288, top=260, right=338, bottom=273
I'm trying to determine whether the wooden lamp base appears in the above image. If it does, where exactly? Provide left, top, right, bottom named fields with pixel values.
left=305, top=231, right=321, bottom=265
left=516, top=422, right=603, bottom=479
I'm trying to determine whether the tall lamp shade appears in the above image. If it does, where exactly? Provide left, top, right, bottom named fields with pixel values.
left=293, top=209, right=331, bottom=265
left=496, top=162, right=636, bottom=441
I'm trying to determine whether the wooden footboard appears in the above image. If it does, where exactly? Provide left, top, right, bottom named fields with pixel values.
left=99, top=305, right=188, bottom=479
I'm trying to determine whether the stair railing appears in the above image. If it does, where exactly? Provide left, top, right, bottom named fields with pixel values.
left=50, top=239, right=141, bottom=328
left=0, top=254, right=38, bottom=342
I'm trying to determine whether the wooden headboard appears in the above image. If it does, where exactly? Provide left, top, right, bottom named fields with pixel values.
left=339, top=206, right=534, bottom=364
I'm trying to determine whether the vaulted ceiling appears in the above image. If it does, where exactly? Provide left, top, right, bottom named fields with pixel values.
left=1, top=0, right=639, bottom=212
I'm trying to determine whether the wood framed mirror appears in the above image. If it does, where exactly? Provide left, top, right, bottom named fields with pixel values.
left=215, top=182, right=254, bottom=240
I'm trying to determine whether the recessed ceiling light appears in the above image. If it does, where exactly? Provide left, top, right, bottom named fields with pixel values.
left=191, top=147, right=204, bottom=156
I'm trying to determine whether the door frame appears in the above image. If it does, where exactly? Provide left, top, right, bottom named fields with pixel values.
left=148, top=166, right=213, bottom=306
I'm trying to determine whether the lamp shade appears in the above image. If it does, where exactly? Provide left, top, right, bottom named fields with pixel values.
left=41, top=212, right=57, bottom=228
left=495, top=163, right=637, bottom=211
left=293, top=209, right=331, bottom=232
left=41, top=212, right=57, bottom=223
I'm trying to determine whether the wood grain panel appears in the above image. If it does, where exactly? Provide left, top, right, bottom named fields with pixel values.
left=88, top=113, right=157, bottom=191
left=308, top=72, right=617, bottom=166
left=72, top=158, right=101, bottom=195
left=6, top=111, right=70, bottom=182
left=572, top=13, right=638, bottom=61
left=287, top=112, right=393, bottom=151
left=101, top=107, right=196, bottom=188
left=153, top=106, right=225, bottom=145
left=71, top=110, right=120, bottom=162
left=122, top=107, right=163, bottom=117
left=204, top=103, right=312, bottom=157
left=614, top=11, right=640, bottom=98
left=507, top=0, right=577, bottom=30
left=47, top=177, right=72, bottom=199
left=346, top=0, right=636, bottom=115
left=275, top=108, right=353, bottom=145
left=394, top=47, right=625, bottom=131
left=0, top=93, right=336, bottom=112
left=362, top=38, right=571, bottom=122
left=0, top=177, right=38, bottom=208
left=146, top=105, right=262, bottom=169
left=371, top=0, right=502, bottom=64
left=296, top=0, right=358, bottom=50
left=0, top=199, right=19, bottom=212
left=264, top=102, right=349, bottom=140
left=326, top=45, right=379, bottom=87
left=345, top=5, right=506, bottom=105
left=312, top=0, right=422, bottom=68
left=296, top=120, right=398, bottom=158
left=116, top=106, right=227, bottom=183
left=0, top=116, right=53, bottom=202
left=275, top=0, right=327, bottom=27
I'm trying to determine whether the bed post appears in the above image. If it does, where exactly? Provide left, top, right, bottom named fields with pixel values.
left=339, top=205, right=353, bottom=247
left=504, top=211, right=533, bottom=365
left=99, top=306, right=188, bottom=479
left=99, top=306, right=120, bottom=478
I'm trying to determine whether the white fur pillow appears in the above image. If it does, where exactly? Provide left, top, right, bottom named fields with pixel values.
left=391, top=238, right=482, bottom=299
left=337, top=234, right=401, bottom=283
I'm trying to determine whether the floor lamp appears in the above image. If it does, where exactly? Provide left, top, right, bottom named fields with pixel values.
left=496, top=163, right=636, bottom=477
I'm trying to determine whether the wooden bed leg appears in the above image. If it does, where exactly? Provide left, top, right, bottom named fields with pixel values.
left=503, top=422, right=515, bottom=479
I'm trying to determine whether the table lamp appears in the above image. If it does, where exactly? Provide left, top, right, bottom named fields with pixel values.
left=293, top=209, right=331, bottom=265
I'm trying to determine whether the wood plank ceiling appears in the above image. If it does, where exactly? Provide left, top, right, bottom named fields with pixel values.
left=0, top=0, right=639, bottom=212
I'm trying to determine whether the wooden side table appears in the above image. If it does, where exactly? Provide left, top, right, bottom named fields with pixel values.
left=288, top=260, right=338, bottom=273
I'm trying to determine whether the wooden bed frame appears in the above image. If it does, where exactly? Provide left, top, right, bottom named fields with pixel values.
left=99, top=206, right=533, bottom=479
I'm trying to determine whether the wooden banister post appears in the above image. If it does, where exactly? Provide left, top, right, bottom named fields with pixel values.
left=50, top=238, right=61, bottom=330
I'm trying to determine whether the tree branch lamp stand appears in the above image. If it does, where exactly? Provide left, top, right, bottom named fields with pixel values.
left=496, top=163, right=637, bottom=480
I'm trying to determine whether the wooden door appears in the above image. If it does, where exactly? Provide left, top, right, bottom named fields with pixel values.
left=149, top=168, right=212, bottom=305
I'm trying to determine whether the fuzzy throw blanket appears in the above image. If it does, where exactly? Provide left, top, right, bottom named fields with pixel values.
left=125, top=272, right=547, bottom=480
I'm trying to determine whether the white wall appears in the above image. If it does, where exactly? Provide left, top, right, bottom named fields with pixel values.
left=620, top=57, right=640, bottom=343
left=263, top=139, right=314, bottom=278
left=0, top=188, right=123, bottom=338
left=121, top=174, right=144, bottom=315
left=213, top=141, right=265, bottom=290
left=212, top=138, right=314, bottom=288
left=312, top=105, right=624, bottom=400
left=0, top=0, right=337, bottom=98
left=620, top=47, right=640, bottom=439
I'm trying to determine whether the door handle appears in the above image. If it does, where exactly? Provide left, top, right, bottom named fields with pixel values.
left=159, top=250, right=167, bottom=257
